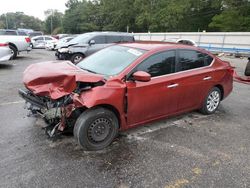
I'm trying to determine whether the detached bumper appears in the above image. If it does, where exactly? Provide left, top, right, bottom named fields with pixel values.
left=18, top=89, right=46, bottom=109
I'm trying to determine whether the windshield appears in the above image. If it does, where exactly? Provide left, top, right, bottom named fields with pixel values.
left=77, top=45, right=146, bottom=76
left=69, top=34, right=92, bottom=44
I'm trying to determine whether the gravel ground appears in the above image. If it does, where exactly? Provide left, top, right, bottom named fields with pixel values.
left=0, top=50, right=249, bottom=188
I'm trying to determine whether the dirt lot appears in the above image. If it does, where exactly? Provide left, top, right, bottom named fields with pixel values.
left=0, top=50, right=249, bottom=188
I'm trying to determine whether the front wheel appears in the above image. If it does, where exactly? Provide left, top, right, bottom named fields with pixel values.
left=71, top=53, right=84, bottom=64
left=245, top=60, right=250, bottom=76
left=200, top=87, right=221, bottom=115
left=74, top=107, right=119, bottom=151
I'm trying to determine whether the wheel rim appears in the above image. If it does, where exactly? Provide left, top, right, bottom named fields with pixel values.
left=207, top=91, right=220, bottom=112
left=73, top=55, right=83, bottom=64
left=87, top=118, right=111, bottom=143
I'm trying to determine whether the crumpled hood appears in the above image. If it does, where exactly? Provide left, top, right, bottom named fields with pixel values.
left=23, top=61, right=105, bottom=99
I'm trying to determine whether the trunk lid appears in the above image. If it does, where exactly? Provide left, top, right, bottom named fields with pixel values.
left=23, top=61, right=105, bottom=99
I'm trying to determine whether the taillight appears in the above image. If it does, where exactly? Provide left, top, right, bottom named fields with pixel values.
left=25, top=37, right=31, bottom=43
left=0, top=43, right=8, bottom=47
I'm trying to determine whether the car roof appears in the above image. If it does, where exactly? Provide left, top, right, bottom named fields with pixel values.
left=82, top=32, right=134, bottom=37
left=119, top=41, right=201, bottom=51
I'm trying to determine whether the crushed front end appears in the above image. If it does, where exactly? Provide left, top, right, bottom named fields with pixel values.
left=19, top=89, right=76, bottom=137
left=19, top=61, right=106, bottom=137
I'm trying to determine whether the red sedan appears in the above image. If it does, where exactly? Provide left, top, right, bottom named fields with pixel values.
left=19, top=42, right=234, bottom=150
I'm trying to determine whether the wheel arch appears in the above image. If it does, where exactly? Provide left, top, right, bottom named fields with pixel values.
left=8, top=42, right=18, bottom=51
left=214, top=84, right=224, bottom=100
left=95, top=104, right=121, bottom=128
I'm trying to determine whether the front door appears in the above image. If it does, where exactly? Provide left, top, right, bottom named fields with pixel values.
left=126, top=50, right=178, bottom=126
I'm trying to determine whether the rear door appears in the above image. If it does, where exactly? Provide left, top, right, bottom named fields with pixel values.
left=126, top=50, right=178, bottom=126
left=175, top=49, right=215, bottom=111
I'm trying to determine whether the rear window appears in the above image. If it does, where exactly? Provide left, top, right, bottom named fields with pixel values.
left=106, top=36, right=121, bottom=43
left=178, top=50, right=214, bottom=71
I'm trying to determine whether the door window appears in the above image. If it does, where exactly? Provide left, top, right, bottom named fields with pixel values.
left=106, top=36, right=121, bottom=43
left=45, top=37, right=52, bottom=41
left=34, top=37, right=44, bottom=41
left=136, top=51, right=176, bottom=77
left=178, top=50, right=206, bottom=71
left=91, top=36, right=106, bottom=44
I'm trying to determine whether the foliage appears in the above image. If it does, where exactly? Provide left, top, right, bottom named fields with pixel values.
left=44, top=10, right=64, bottom=34
left=209, top=0, right=250, bottom=31
left=1, top=0, right=250, bottom=33
left=0, top=12, right=43, bottom=30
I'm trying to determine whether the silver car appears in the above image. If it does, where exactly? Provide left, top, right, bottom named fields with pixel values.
left=0, top=43, right=12, bottom=62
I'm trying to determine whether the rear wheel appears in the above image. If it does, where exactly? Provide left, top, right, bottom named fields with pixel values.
left=71, top=53, right=84, bottom=64
left=9, top=45, right=18, bottom=59
left=200, top=87, right=221, bottom=115
left=74, top=107, right=119, bottom=151
left=245, top=60, right=250, bottom=76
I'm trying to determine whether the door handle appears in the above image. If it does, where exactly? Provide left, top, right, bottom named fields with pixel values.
left=167, top=83, right=179, bottom=88
left=203, top=76, right=212, bottom=81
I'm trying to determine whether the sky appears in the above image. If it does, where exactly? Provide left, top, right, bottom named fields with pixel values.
left=0, top=0, right=68, bottom=20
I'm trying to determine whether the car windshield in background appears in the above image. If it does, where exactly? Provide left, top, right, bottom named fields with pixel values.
left=77, top=45, right=146, bottom=76
left=69, top=34, right=92, bottom=44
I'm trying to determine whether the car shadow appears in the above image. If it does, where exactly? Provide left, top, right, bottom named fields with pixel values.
left=0, top=63, right=13, bottom=69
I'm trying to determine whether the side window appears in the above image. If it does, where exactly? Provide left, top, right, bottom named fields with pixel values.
left=106, top=36, right=121, bottom=43
left=204, top=53, right=214, bottom=66
left=136, top=51, right=176, bottom=77
left=34, top=37, right=44, bottom=41
left=45, top=37, right=52, bottom=41
left=122, top=36, right=134, bottom=42
left=6, top=31, right=17, bottom=35
left=18, top=31, right=27, bottom=36
left=92, top=36, right=106, bottom=44
left=178, top=50, right=205, bottom=71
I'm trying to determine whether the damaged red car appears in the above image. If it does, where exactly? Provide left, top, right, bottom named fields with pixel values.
left=19, top=42, right=234, bottom=150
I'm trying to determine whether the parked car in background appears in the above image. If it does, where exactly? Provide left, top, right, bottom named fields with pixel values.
left=56, top=32, right=135, bottom=64
left=19, top=42, right=233, bottom=150
left=163, top=38, right=197, bottom=46
left=245, top=57, right=250, bottom=76
left=0, top=29, right=28, bottom=36
left=0, top=43, right=12, bottom=62
left=31, top=36, right=58, bottom=49
left=29, top=31, right=43, bottom=38
left=52, top=34, right=69, bottom=40
left=0, top=34, right=31, bottom=59
left=46, top=36, right=74, bottom=50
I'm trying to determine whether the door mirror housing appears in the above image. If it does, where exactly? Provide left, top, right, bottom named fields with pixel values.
left=89, top=40, right=95, bottom=45
left=132, top=71, right=151, bottom=82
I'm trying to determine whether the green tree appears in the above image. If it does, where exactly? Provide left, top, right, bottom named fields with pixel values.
left=44, top=10, right=64, bottom=34
left=0, top=12, right=43, bottom=30
left=209, top=0, right=250, bottom=31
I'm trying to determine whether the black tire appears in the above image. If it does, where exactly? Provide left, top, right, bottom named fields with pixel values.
left=71, top=53, right=84, bottom=64
left=9, top=45, right=18, bottom=59
left=245, top=61, right=250, bottom=76
left=74, top=107, right=119, bottom=150
left=200, top=87, right=221, bottom=115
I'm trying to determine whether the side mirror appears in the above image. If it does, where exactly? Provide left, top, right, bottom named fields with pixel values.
left=89, top=40, right=95, bottom=45
left=132, top=71, right=151, bottom=82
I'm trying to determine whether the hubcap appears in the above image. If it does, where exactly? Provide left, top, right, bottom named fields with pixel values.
left=88, top=118, right=111, bottom=143
left=207, top=91, right=220, bottom=112
left=74, top=55, right=83, bottom=64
